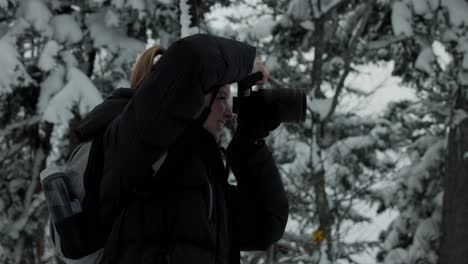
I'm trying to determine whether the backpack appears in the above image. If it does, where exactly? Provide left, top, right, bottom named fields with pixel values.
left=40, top=133, right=167, bottom=264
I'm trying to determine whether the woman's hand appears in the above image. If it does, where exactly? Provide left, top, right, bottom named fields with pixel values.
left=251, top=56, right=269, bottom=84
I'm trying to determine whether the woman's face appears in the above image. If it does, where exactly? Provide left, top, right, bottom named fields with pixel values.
left=203, top=85, right=233, bottom=141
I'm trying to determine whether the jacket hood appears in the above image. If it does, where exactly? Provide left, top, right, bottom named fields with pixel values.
left=74, top=88, right=134, bottom=142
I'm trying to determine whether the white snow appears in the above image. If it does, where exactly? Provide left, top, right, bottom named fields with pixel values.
left=384, top=248, right=409, bottom=264
left=442, top=0, right=468, bottom=26
left=324, top=163, right=350, bottom=186
left=38, top=40, right=60, bottom=72
left=37, top=66, right=66, bottom=114
left=300, top=20, right=315, bottom=31
left=179, top=0, right=198, bottom=37
left=408, top=216, right=439, bottom=263
left=280, top=139, right=310, bottom=177
left=114, top=78, right=131, bottom=89
left=0, top=38, right=32, bottom=94
left=411, top=0, right=430, bottom=16
left=442, top=29, right=458, bottom=43
left=391, top=1, right=413, bottom=36
left=463, top=52, right=468, bottom=70
left=43, top=68, right=103, bottom=124
left=415, top=47, right=436, bottom=76
left=413, top=217, right=439, bottom=248
left=250, top=15, right=275, bottom=39
left=341, top=61, right=416, bottom=116
left=383, top=227, right=400, bottom=251
left=287, top=0, right=311, bottom=21
left=451, top=109, right=468, bottom=127
left=404, top=139, right=444, bottom=193
left=62, top=50, right=79, bottom=68
left=157, top=0, right=173, bottom=4
left=310, top=98, right=333, bottom=120
left=327, top=135, right=376, bottom=162
left=427, top=0, right=440, bottom=10
left=265, top=54, right=280, bottom=71
left=111, top=0, right=125, bottom=8
left=432, top=41, right=452, bottom=71
left=105, top=9, right=120, bottom=27
left=85, top=11, right=145, bottom=65
left=127, top=0, right=145, bottom=11
left=459, top=71, right=468, bottom=85
left=50, top=15, right=83, bottom=44
left=16, top=0, right=52, bottom=34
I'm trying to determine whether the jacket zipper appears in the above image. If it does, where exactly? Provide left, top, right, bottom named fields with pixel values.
left=207, top=168, right=214, bottom=222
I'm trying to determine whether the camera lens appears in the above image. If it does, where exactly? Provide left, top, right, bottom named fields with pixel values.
left=259, top=88, right=306, bottom=123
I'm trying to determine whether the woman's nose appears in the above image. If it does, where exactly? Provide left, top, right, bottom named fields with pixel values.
left=224, top=106, right=234, bottom=120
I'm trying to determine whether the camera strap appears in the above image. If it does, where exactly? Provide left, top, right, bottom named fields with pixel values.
left=195, top=86, right=221, bottom=125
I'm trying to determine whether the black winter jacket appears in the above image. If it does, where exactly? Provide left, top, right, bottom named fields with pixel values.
left=75, top=34, right=288, bottom=264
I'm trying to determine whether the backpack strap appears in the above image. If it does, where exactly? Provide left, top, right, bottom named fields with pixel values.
left=82, top=132, right=105, bottom=211
left=77, top=132, right=108, bottom=253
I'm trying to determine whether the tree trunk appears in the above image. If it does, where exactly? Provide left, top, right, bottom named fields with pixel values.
left=439, top=92, right=468, bottom=264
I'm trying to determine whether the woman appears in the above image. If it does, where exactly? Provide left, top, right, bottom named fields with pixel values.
left=78, top=34, right=288, bottom=264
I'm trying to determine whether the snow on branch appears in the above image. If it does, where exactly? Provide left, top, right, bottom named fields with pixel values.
left=85, top=10, right=145, bottom=65
left=391, top=1, right=413, bottom=37
left=1, top=194, right=45, bottom=240
left=0, top=38, right=33, bottom=94
left=16, top=0, right=52, bottom=33
left=43, top=68, right=102, bottom=124
left=180, top=0, right=199, bottom=37
left=0, top=116, right=41, bottom=139
left=415, top=47, right=436, bottom=76
left=326, top=125, right=388, bottom=165
left=0, top=139, right=29, bottom=164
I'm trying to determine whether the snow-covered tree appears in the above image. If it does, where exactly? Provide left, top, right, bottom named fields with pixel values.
left=361, top=0, right=468, bottom=263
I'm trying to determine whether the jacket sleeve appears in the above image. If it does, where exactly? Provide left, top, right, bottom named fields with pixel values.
left=226, top=136, right=289, bottom=251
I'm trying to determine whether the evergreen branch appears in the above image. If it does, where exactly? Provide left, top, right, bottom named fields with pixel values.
left=0, top=140, right=28, bottom=164
left=1, top=195, right=45, bottom=240
left=0, top=116, right=41, bottom=139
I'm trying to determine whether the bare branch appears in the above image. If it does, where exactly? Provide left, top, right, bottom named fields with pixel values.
left=310, top=17, right=325, bottom=97
left=367, top=34, right=410, bottom=50
left=319, top=0, right=353, bottom=18
left=25, top=148, right=45, bottom=207
left=323, top=0, right=374, bottom=122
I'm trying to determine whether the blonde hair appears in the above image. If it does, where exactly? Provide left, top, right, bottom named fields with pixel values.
left=130, top=45, right=165, bottom=90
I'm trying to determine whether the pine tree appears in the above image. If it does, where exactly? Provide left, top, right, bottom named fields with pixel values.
left=366, top=0, right=468, bottom=263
